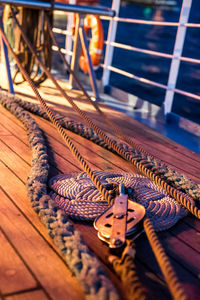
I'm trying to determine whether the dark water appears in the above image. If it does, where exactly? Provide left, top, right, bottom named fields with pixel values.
left=99, top=0, right=200, bottom=124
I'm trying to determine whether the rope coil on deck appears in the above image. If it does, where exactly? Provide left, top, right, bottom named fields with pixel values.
left=48, top=171, right=188, bottom=231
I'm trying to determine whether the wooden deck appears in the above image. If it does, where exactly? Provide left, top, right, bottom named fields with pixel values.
left=0, top=80, right=200, bottom=300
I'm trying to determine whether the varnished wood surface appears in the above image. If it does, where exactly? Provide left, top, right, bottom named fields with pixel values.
left=0, top=80, right=199, bottom=300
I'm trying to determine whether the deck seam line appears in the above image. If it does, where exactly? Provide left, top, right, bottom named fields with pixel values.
left=2, top=287, right=48, bottom=299
left=157, top=235, right=200, bottom=278
left=0, top=185, right=76, bottom=271
left=0, top=225, right=50, bottom=298
left=169, top=229, right=200, bottom=254
left=0, top=159, right=27, bottom=185
left=34, top=115, right=133, bottom=172
left=0, top=109, right=131, bottom=173
left=0, top=136, right=32, bottom=167
left=182, top=218, right=200, bottom=232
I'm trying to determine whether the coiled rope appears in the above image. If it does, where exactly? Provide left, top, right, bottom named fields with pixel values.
left=144, top=218, right=187, bottom=300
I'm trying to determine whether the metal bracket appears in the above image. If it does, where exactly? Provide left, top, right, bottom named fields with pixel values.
left=109, top=184, right=128, bottom=248
left=94, top=183, right=146, bottom=248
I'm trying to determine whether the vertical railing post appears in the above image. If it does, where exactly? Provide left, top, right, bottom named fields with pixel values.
left=102, top=0, right=120, bottom=89
left=163, top=0, right=192, bottom=116
left=79, top=24, right=100, bottom=101
left=69, top=12, right=82, bottom=88
left=65, top=0, right=76, bottom=64
left=0, top=6, right=14, bottom=94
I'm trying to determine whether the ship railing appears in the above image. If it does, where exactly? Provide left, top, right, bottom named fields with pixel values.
left=52, top=0, right=199, bottom=117
left=101, top=0, right=200, bottom=116
left=1, top=0, right=199, bottom=117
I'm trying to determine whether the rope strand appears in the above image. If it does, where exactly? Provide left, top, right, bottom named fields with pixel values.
left=144, top=218, right=188, bottom=300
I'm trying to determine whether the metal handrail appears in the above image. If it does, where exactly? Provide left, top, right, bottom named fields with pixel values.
left=101, top=16, right=200, bottom=29
left=53, top=28, right=72, bottom=36
left=104, top=41, right=200, bottom=65
left=101, top=64, right=200, bottom=102
left=52, top=45, right=72, bottom=56
left=104, top=41, right=173, bottom=59
left=101, top=64, right=168, bottom=90
left=0, top=0, right=115, bottom=17
left=52, top=28, right=200, bottom=65
left=101, top=16, right=179, bottom=26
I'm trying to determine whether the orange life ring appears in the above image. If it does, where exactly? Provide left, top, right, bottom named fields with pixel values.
left=79, top=14, right=104, bottom=73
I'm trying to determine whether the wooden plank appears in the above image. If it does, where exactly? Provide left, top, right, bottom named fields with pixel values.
left=169, top=220, right=200, bottom=253
left=158, top=230, right=200, bottom=277
left=0, top=109, right=28, bottom=143
left=135, top=234, right=200, bottom=300
left=34, top=115, right=137, bottom=174
left=0, top=186, right=85, bottom=300
left=0, top=135, right=31, bottom=165
left=32, top=98, right=200, bottom=181
left=0, top=104, right=136, bottom=174
left=0, top=123, right=12, bottom=136
left=0, top=112, right=79, bottom=176
left=71, top=97, right=200, bottom=165
left=0, top=229, right=37, bottom=295
left=183, top=215, right=200, bottom=231
left=5, top=290, right=49, bottom=300
left=0, top=139, right=30, bottom=184
left=84, top=111, right=200, bottom=179
left=0, top=160, right=76, bottom=253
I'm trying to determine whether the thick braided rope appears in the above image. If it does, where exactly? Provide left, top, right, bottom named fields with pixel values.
left=5, top=92, right=200, bottom=219
left=144, top=218, right=188, bottom=300
left=0, top=96, right=119, bottom=300
left=7, top=15, right=200, bottom=217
